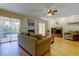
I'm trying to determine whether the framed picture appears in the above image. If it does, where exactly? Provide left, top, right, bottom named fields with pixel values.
left=28, top=19, right=35, bottom=27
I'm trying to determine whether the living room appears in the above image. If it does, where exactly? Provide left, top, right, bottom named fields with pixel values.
left=0, top=3, right=79, bottom=56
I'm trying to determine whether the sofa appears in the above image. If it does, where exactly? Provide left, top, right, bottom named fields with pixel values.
left=18, top=33, right=51, bottom=56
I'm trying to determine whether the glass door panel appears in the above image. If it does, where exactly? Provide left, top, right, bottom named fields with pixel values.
left=3, top=20, right=11, bottom=42
left=10, top=18, right=20, bottom=41
left=1, top=20, right=11, bottom=43
left=10, top=21, right=20, bottom=41
left=0, top=16, right=11, bottom=43
left=14, top=21, right=20, bottom=41
left=0, top=20, right=4, bottom=43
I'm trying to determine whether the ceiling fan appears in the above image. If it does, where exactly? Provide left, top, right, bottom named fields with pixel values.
left=47, top=9, right=58, bottom=16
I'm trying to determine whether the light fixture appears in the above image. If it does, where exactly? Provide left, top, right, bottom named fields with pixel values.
left=47, top=13, right=52, bottom=16
left=47, top=9, right=58, bottom=16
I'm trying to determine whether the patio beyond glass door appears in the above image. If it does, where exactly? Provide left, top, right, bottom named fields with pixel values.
left=0, top=16, right=20, bottom=44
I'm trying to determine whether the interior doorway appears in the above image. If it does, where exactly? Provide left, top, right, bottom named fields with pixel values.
left=51, top=27, right=63, bottom=37
left=0, top=16, right=20, bottom=44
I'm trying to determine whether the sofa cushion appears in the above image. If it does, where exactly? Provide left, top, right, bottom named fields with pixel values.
left=30, top=33, right=43, bottom=39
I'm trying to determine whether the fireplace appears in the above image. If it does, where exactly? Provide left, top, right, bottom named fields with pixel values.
left=28, top=30, right=35, bottom=33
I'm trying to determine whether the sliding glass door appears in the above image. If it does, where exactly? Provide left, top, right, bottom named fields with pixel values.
left=0, top=16, right=20, bottom=44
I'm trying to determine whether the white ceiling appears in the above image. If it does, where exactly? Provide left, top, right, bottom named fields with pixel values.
left=0, top=3, right=79, bottom=20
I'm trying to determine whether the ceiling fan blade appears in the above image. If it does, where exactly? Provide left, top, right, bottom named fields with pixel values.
left=52, top=10, right=58, bottom=12
left=51, top=12, right=55, bottom=15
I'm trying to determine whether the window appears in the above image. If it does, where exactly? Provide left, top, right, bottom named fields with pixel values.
left=39, top=22, right=45, bottom=36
